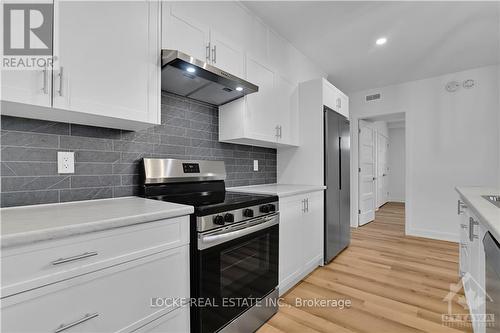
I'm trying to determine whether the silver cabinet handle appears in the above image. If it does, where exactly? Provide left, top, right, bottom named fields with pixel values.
left=336, top=97, right=341, bottom=109
left=275, top=125, right=280, bottom=139
left=279, top=126, right=282, bottom=138
left=206, top=42, right=211, bottom=62
left=54, top=313, right=99, bottom=333
left=51, top=251, right=98, bottom=265
left=306, top=198, right=309, bottom=212
left=212, top=45, right=216, bottom=63
left=460, top=243, right=467, bottom=249
left=41, top=67, right=49, bottom=94
left=460, top=224, right=467, bottom=229
left=57, top=67, right=64, bottom=96
left=198, top=214, right=278, bottom=250
left=301, top=199, right=306, bottom=212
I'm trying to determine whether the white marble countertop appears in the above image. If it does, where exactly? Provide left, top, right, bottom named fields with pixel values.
left=228, top=184, right=326, bottom=198
left=0, top=197, right=194, bottom=249
left=456, top=187, right=500, bottom=241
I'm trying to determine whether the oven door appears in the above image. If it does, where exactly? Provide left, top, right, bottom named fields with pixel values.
left=193, top=213, right=279, bottom=333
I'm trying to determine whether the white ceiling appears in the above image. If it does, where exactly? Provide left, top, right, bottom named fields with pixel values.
left=243, top=1, right=500, bottom=93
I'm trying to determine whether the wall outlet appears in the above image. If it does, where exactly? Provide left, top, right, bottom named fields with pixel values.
left=58, top=152, right=75, bottom=174
left=253, top=160, right=259, bottom=171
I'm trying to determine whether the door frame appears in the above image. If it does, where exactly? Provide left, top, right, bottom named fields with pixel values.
left=351, top=111, right=409, bottom=234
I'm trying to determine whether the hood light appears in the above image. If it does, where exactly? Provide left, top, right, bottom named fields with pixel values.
left=236, top=86, right=243, bottom=92
left=186, top=66, right=196, bottom=73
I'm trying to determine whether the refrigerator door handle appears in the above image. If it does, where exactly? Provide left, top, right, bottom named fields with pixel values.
left=339, top=137, right=342, bottom=190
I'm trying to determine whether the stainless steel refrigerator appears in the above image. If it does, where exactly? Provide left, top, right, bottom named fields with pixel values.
left=324, top=106, right=351, bottom=263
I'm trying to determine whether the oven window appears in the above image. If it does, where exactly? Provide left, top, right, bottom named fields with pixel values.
left=220, top=233, right=270, bottom=298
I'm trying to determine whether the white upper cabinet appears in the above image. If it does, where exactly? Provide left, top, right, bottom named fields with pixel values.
left=162, top=3, right=245, bottom=78
left=1, top=69, right=52, bottom=108
left=245, top=56, right=276, bottom=142
left=162, top=4, right=210, bottom=62
left=53, top=0, right=160, bottom=125
left=209, top=29, right=245, bottom=77
left=323, top=79, right=349, bottom=119
left=1, top=1, right=161, bottom=131
left=219, top=56, right=299, bottom=148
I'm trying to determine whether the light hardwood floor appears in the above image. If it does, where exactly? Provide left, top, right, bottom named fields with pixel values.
left=258, top=202, right=472, bottom=333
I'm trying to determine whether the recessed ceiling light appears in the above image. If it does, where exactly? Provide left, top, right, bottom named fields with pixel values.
left=186, top=66, right=196, bottom=73
left=376, top=37, right=387, bottom=46
left=236, top=86, right=243, bottom=92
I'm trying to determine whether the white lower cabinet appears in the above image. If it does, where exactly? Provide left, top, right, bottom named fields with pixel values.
left=279, top=191, right=324, bottom=295
left=458, top=198, right=487, bottom=333
left=1, top=218, right=190, bottom=333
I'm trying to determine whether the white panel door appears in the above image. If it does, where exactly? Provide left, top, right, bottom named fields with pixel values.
left=245, top=55, right=276, bottom=142
left=358, top=120, right=376, bottom=226
left=376, top=133, right=389, bottom=208
left=53, top=1, right=160, bottom=123
left=163, top=4, right=210, bottom=62
left=209, top=30, right=244, bottom=77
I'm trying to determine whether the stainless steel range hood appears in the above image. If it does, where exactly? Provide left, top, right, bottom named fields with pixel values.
left=161, top=49, right=258, bottom=106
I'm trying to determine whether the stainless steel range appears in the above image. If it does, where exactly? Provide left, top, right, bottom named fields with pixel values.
left=142, top=158, right=279, bottom=333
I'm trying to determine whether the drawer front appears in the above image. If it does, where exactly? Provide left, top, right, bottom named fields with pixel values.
left=2, top=216, right=189, bottom=297
left=1, top=246, right=189, bottom=333
left=133, top=306, right=189, bottom=333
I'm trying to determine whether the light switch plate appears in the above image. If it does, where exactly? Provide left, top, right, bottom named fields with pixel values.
left=253, top=160, right=258, bottom=171
left=58, top=152, right=75, bottom=174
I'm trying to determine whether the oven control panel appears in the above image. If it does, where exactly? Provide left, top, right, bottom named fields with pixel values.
left=197, top=202, right=279, bottom=232
left=182, top=163, right=200, bottom=173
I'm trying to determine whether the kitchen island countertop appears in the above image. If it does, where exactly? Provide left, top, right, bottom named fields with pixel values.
left=0, top=197, right=194, bottom=248
left=456, top=187, right=500, bottom=241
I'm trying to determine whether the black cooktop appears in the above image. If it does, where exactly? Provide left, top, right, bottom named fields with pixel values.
left=147, top=191, right=278, bottom=216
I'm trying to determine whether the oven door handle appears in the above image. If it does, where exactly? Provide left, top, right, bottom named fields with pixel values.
left=198, top=214, right=279, bottom=250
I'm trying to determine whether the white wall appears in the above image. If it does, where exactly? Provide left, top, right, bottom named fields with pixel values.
left=388, top=127, right=405, bottom=202
left=350, top=65, right=499, bottom=241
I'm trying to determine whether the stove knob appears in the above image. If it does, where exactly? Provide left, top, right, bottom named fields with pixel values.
left=224, top=213, right=234, bottom=223
left=243, top=209, right=254, bottom=218
left=213, top=215, right=225, bottom=225
left=260, top=205, right=270, bottom=213
left=268, top=204, right=276, bottom=212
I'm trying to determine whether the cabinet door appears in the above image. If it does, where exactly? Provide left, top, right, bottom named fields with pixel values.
left=278, top=196, right=303, bottom=293
left=162, top=3, right=210, bottom=62
left=210, top=30, right=244, bottom=77
left=302, top=192, right=324, bottom=268
left=275, top=74, right=298, bottom=146
left=53, top=1, right=160, bottom=123
left=245, top=55, right=276, bottom=142
left=1, top=69, right=52, bottom=107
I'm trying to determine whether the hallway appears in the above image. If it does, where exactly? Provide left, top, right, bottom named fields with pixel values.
left=258, top=202, right=472, bottom=333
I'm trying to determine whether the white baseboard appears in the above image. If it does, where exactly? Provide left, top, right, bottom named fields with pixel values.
left=406, top=227, right=459, bottom=242
left=387, top=197, right=405, bottom=203
left=279, top=255, right=322, bottom=296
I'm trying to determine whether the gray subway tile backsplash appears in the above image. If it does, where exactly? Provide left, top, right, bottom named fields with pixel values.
left=1, top=93, right=277, bottom=207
